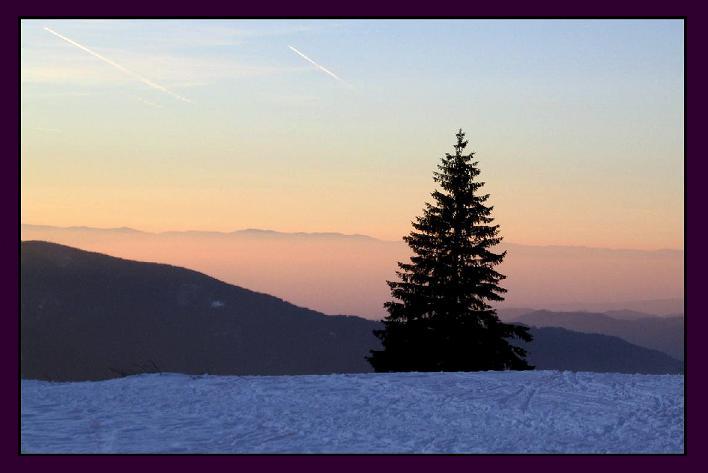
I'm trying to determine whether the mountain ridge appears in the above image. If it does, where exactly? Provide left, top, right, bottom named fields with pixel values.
left=513, top=310, right=684, bottom=360
left=21, top=223, right=684, bottom=253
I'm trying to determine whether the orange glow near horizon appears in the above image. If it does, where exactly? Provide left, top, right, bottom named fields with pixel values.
left=20, top=225, right=684, bottom=319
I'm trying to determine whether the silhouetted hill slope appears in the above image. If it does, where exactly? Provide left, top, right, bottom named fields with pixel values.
left=520, top=327, right=683, bottom=374
left=21, top=241, right=381, bottom=381
left=514, top=310, right=684, bottom=360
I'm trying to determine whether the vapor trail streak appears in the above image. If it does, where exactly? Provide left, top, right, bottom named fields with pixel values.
left=288, top=45, right=348, bottom=85
left=43, top=27, right=192, bottom=103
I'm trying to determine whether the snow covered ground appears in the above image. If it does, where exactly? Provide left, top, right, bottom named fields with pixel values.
left=21, top=370, right=683, bottom=453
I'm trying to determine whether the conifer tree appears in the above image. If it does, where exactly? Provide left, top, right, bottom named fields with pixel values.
left=368, top=130, right=533, bottom=372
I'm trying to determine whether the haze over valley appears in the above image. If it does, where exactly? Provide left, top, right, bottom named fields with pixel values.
left=21, top=224, right=684, bottom=319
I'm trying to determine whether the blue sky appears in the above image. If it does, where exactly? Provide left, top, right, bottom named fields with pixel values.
left=21, top=19, right=684, bottom=249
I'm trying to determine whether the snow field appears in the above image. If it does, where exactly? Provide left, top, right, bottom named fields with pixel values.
left=21, top=370, right=684, bottom=453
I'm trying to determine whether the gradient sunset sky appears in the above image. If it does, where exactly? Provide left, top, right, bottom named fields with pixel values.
left=21, top=19, right=684, bottom=250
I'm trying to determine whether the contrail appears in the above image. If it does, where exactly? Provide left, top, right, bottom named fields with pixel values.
left=43, top=27, right=192, bottom=104
left=288, top=45, right=348, bottom=85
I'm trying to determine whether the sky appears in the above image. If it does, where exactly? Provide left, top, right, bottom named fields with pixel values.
left=21, top=19, right=684, bottom=250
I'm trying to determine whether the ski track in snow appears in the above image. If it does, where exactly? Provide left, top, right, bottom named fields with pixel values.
left=21, top=370, right=684, bottom=453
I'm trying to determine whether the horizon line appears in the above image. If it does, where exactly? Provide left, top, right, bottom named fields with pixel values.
left=20, top=222, right=685, bottom=253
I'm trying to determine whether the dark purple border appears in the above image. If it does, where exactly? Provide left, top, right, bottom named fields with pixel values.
left=8, top=4, right=698, bottom=472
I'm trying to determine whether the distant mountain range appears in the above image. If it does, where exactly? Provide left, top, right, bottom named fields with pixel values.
left=518, top=327, right=682, bottom=374
left=539, top=299, right=685, bottom=316
left=20, top=223, right=684, bottom=253
left=511, top=310, right=684, bottom=360
left=21, top=241, right=683, bottom=381
left=21, top=224, right=380, bottom=241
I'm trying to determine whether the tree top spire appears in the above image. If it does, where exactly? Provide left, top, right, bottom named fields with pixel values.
left=454, top=128, right=468, bottom=154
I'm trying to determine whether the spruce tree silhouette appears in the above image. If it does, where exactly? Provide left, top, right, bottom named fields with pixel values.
left=368, top=130, right=533, bottom=372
